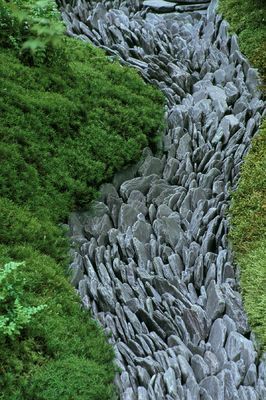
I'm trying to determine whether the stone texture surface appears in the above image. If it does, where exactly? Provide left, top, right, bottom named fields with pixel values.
left=59, top=0, right=265, bottom=398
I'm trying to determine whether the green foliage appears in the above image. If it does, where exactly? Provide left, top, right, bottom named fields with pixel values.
left=0, top=0, right=22, bottom=49
left=0, top=0, right=66, bottom=65
left=218, top=0, right=266, bottom=80
left=230, top=122, right=266, bottom=351
left=230, top=123, right=266, bottom=251
left=0, top=1, right=164, bottom=398
left=0, top=42, right=163, bottom=218
left=0, top=245, right=117, bottom=399
left=220, top=0, right=266, bottom=352
left=27, top=356, right=117, bottom=400
left=237, top=242, right=266, bottom=352
left=0, top=261, right=46, bottom=339
left=0, top=197, right=68, bottom=262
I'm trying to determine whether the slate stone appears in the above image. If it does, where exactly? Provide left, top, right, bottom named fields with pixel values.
left=225, top=331, right=256, bottom=368
left=225, top=82, right=239, bottom=105
left=137, top=386, right=149, bottom=400
left=122, top=387, right=135, bottom=400
left=183, top=305, right=210, bottom=341
left=85, top=214, right=113, bottom=245
left=218, top=369, right=240, bottom=400
left=133, top=237, right=149, bottom=268
left=176, top=133, right=192, bottom=160
left=135, top=356, right=162, bottom=376
left=214, top=68, right=226, bottom=85
left=118, top=204, right=139, bottom=232
left=244, top=363, right=257, bottom=386
left=97, top=285, right=116, bottom=313
left=222, top=284, right=249, bottom=334
left=200, top=376, right=223, bottom=400
left=191, top=354, right=210, bottom=383
left=132, top=219, right=152, bottom=243
left=69, top=252, right=84, bottom=287
left=208, top=318, right=227, bottom=351
left=120, top=175, right=158, bottom=200
left=163, top=367, right=178, bottom=396
left=206, top=279, right=225, bottom=320
left=139, top=156, right=164, bottom=176
left=178, top=355, right=195, bottom=382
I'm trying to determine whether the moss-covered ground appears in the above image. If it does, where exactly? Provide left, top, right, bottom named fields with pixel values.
left=219, top=0, right=266, bottom=351
left=0, top=1, right=164, bottom=398
left=229, top=123, right=266, bottom=351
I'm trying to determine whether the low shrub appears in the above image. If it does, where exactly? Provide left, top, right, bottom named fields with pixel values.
left=0, top=41, right=164, bottom=219
left=0, top=245, right=116, bottom=399
left=0, top=197, right=68, bottom=262
left=0, top=1, right=164, bottom=398
left=27, top=356, right=117, bottom=400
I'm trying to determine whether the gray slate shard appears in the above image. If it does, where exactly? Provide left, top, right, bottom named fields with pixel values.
left=191, top=354, right=210, bottom=382
left=208, top=318, right=227, bottom=351
left=120, top=175, right=158, bottom=199
left=139, top=156, right=164, bottom=176
left=206, top=279, right=225, bottom=320
left=69, top=252, right=84, bottom=287
left=200, top=376, right=223, bottom=400
left=225, top=331, right=256, bottom=368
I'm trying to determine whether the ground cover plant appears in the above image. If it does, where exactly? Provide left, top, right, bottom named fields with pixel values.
left=219, top=0, right=266, bottom=351
left=0, top=0, right=164, bottom=398
left=229, top=123, right=266, bottom=351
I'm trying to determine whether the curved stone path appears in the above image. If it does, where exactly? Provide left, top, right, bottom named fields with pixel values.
left=58, top=0, right=266, bottom=398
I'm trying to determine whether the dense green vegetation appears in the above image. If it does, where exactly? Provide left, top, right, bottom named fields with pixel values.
left=0, top=0, right=164, bottom=398
left=229, top=123, right=266, bottom=351
left=219, top=0, right=266, bottom=80
left=219, top=0, right=266, bottom=350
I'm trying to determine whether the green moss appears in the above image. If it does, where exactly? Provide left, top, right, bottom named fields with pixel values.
left=0, top=197, right=67, bottom=263
left=27, top=356, right=117, bottom=400
left=0, top=42, right=164, bottom=219
left=237, top=241, right=266, bottom=352
left=0, top=245, right=117, bottom=399
left=219, top=0, right=266, bottom=352
left=229, top=122, right=266, bottom=351
left=0, top=1, right=164, bottom=398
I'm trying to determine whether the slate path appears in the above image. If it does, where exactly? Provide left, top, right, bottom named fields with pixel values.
left=58, top=0, right=266, bottom=398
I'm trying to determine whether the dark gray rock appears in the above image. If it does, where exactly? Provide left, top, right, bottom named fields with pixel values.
left=225, top=331, right=256, bottom=368
left=183, top=304, right=210, bottom=341
left=208, top=318, right=227, bottom=351
left=191, top=354, right=210, bottom=382
left=206, top=279, right=225, bottom=320
left=139, top=156, right=164, bottom=176
left=222, top=284, right=249, bottom=334
left=132, top=219, right=152, bottom=243
left=178, top=355, right=195, bottom=382
left=200, top=376, right=223, bottom=400
left=118, top=204, right=139, bottom=232
left=69, top=252, right=84, bottom=287
left=137, top=386, right=149, bottom=400
left=163, top=367, right=178, bottom=396
left=120, top=175, right=158, bottom=200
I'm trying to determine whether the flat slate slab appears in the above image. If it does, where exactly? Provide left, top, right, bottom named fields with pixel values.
left=167, top=0, right=210, bottom=3
left=143, top=0, right=176, bottom=12
left=175, top=4, right=209, bottom=12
